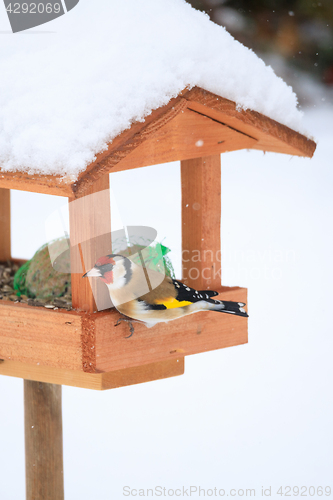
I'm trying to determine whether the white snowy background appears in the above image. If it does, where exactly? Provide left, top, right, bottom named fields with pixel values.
left=1, top=3, right=333, bottom=500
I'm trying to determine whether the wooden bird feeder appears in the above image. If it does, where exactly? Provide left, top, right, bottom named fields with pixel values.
left=0, top=87, right=316, bottom=499
left=0, top=87, right=316, bottom=389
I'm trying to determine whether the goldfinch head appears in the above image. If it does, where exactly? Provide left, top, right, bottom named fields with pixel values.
left=83, top=254, right=132, bottom=287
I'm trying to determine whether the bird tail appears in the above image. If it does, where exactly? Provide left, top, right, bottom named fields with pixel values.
left=208, top=299, right=248, bottom=317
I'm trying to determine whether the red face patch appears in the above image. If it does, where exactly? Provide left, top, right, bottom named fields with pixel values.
left=96, top=256, right=115, bottom=266
left=101, top=270, right=113, bottom=284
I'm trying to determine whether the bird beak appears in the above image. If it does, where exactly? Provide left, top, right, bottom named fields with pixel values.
left=82, top=267, right=102, bottom=278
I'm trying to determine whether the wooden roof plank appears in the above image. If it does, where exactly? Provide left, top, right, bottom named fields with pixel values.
left=0, top=172, right=73, bottom=197
left=0, top=87, right=316, bottom=197
left=184, top=87, right=316, bottom=158
left=105, top=107, right=257, bottom=175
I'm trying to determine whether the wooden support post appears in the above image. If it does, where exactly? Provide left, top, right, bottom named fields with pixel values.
left=0, top=188, right=11, bottom=261
left=181, top=155, right=221, bottom=290
left=24, top=381, right=64, bottom=500
left=69, top=175, right=112, bottom=312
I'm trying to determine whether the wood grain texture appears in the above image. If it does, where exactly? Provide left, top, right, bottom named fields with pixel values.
left=0, top=87, right=315, bottom=197
left=0, top=300, right=83, bottom=370
left=100, top=358, right=184, bottom=389
left=183, top=87, right=317, bottom=157
left=94, top=287, right=248, bottom=373
left=0, top=286, right=247, bottom=374
left=0, top=188, right=11, bottom=261
left=106, top=108, right=257, bottom=174
left=24, top=381, right=64, bottom=500
left=181, top=155, right=221, bottom=290
left=69, top=174, right=112, bottom=313
left=0, top=358, right=184, bottom=390
left=0, top=171, right=72, bottom=197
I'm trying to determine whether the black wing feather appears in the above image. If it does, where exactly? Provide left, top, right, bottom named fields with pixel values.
left=172, top=279, right=219, bottom=303
left=172, top=280, right=248, bottom=317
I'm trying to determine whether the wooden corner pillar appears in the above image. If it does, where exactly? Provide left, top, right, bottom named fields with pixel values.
left=69, top=175, right=112, bottom=313
left=0, top=188, right=11, bottom=261
left=181, top=155, right=221, bottom=289
left=24, top=381, right=64, bottom=500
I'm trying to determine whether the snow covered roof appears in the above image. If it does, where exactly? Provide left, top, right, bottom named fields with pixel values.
left=0, top=0, right=315, bottom=193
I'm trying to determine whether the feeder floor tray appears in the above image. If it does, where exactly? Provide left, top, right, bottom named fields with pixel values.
left=0, top=286, right=247, bottom=390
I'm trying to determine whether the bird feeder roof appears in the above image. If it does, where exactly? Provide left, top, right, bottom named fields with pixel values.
left=0, top=0, right=316, bottom=197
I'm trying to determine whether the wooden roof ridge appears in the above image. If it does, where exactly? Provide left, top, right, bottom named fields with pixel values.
left=0, top=87, right=316, bottom=198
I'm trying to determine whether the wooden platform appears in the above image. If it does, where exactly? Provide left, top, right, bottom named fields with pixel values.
left=0, top=286, right=247, bottom=389
left=0, top=358, right=184, bottom=391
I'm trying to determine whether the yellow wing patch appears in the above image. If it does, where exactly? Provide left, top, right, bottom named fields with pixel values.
left=154, top=297, right=192, bottom=309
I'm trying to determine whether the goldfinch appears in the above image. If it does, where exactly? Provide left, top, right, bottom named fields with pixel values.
left=83, top=254, right=248, bottom=329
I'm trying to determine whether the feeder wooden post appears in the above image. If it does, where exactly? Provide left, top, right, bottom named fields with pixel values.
left=69, top=174, right=112, bottom=313
left=24, top=381, right=64, bottom=500
left=181, top=155, right=221, bottom=290
left=0, top=188, right=11, bottom=261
